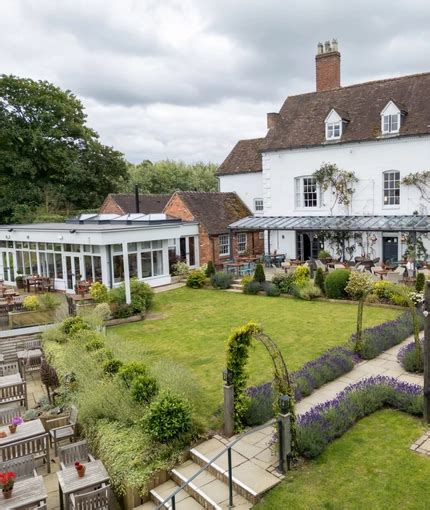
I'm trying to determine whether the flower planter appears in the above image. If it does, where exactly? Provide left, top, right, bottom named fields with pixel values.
left=8, top=425, right=16, bottom=434
left=76, top=466, right=86, bottom=478
left=2, top=489, right=12, bottom=499
left=8, top=309, right=55, bottom=329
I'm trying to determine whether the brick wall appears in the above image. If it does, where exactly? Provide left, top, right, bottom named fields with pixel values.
left=315, top=51, right=341, bottom=92
left=99, top=195, right=125, bottom=214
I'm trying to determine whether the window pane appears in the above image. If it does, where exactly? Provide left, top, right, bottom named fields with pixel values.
left=383, top=171, right=400, bottom=205
left=47, top=252, right=55, bottom=278
left=113, top=255, right=124, bottom=283
left=152, top=240, right=162, bottom=249
left=141, top=252, right=152, bottom=278
left=112, top=244, right=122, bottom=253
left=55, top=253, right=63, bottom=278
left=128, top=242, right=137, bottom=252
left=84, top=255, right=93, bottom=281
left=153, top=250, right=163, bottom=276
left=92, top=245, right=100, bottom=254
left=237, top=233, right=247, bottom=253
left=128, top=253, right=138, bottom=278
left=93, top=256, right=102, bottom=281
left=219, top=235, right=230, bottom=255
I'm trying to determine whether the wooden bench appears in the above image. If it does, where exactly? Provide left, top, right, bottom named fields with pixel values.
left=0, top=434, right=50, bottom=472
left=0, top=382, right=27, bottom=408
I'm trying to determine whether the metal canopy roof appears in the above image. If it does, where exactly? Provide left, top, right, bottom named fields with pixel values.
left=229, top=215, right=430, bottom=232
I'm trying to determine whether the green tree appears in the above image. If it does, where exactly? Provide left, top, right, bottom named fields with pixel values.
left=124, top=159, right=218, bottom=194
left=0, top=75, right=128, bottom=223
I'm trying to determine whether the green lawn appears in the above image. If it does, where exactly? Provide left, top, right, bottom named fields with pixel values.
left=107, top=288, right=400, bottom=419
left=256, top=410, right=430, bottom=510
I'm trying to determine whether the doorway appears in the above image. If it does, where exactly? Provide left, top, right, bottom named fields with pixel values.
left=382, top=237, right=399, bottom=264
left=296, top=232, right=322, bottom=260
left=1, top=252, right=14, bottom=283
left=65, top=255, right=81, bottom=292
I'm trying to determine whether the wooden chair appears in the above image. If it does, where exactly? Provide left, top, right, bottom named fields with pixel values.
left=47, top=405, right=78, bottom=456
left=0, top=454, right=37, bottom=480
left=59, top=440, right=95, bottom=469
left=0, top=434, right=50, bottom=472
left=385, top=272, right=403, bottom=284
left=25, top=339, right=42, bottom=351
left=0, top=382, right=27, bottom=408
left=70, top=485, right=111, bottom=510
left=0, top=361, right=20, bottom=376
left=0, top=405, right=24, bottom=425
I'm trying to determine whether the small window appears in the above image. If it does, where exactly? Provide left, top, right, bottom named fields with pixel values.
left=254, top=199, right=264, bottom=212
left=326, top=121, right=341, bottom=140
left=219, top=234, right=230, bottom=256
left=383, top=171, right=400, bottom=206
left=237, top=233, right=247, bottom=254
left=259, top=231, right=264, bottom=240
left=295, top=176, right=320, bottom=208
left=382, top=113, right=400, bottom=134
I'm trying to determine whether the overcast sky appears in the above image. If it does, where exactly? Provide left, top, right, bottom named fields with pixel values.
left=2, top=0, right=430, bottom=164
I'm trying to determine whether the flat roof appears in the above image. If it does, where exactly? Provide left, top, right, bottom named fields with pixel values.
left=229, top=215, right=430, bottom=232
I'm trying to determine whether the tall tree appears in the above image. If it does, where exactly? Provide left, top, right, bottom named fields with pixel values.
left=0, top=75, right=128, bottom=223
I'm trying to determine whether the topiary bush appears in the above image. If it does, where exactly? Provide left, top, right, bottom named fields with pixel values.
left=118, top=361, right=148, bottom=388
left=103, top=359, right=123, bottom=376
left=243, top=280, right=261, bottom=295
left=107, top=278, right=154, bottom=314
left=205, top=261, right=216, bottom=278
left=130, top=374, right=159, bottom=404
left=345, top=272, right=373, bottom=300
left=253, top=263, right=266, bottom=283
left=90, top=282, right=109, bottom=303
left=292, top=266, right=310, bottom=286
left=314, top=267, right=325, bottom=294
left=211, top=271, right=233, bottom=289
left=272, top=273, right=294, bottom=294
left=325, top=269, right=350, bottom=299
left=143, top=390, right=192, bottom=443
left=186, top=269, right=206, bottom=288
left=416, top=272, right=426, bottom=292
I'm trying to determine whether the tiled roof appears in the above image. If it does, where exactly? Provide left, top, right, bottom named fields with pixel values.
left=175, top=192, right=251, bottom=235
left=218, top=72, right=430, bottom=175
left=216, top=138, right=265, bottom=176
left=105, top=193, right=172, bottom=214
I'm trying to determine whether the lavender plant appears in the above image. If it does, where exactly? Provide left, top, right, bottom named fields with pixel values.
left=397, top=339, right=424, bottom=373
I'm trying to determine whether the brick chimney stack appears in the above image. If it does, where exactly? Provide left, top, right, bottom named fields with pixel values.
left=315, top=39, right=340, bottom=92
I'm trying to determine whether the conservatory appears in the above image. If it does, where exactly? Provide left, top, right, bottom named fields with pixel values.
left=0, top=214, right=199, bottom=302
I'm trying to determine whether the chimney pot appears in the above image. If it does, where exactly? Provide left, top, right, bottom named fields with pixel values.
left=267, top=112, right=279, bottom=130
left=315, top=39, right=341, bottom=92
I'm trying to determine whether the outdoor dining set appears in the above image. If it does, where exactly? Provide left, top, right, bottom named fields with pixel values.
left=0, top=286, right=23, bottom=315
left=0, top=338, right=112, bottom=508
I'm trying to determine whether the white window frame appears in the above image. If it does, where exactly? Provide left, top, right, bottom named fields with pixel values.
left=325, top=121, right=341, bottom=140
left=382, top=113, right=400, bottom=134
left=219, top=234, right=230, bottom=257
left=254, top=198, right=264, bottom=212
left=295, top=176, right=321, bottom=209
left=383, top=170, right=400, bottom=206
left=237, top=233, right=247, bottom=254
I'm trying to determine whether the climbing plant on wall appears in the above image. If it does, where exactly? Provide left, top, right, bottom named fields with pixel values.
left=313, top=163, right=358, bottom=215
left=402, top=171, right=430, bottom=203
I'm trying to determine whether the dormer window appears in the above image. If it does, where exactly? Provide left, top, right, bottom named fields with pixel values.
left=324, top=108, right=348, bottom=141
left=381, top=101, right=404, bottom=135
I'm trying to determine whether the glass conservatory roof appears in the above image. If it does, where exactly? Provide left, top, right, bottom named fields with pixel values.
left=229, top=215, right=430, bottom=232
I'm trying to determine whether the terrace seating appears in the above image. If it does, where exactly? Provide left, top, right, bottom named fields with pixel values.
left=0, top=382, right=27, bottom=408
left=0, top=405, right=24, bottom=425
left=59, top=440, right=95, bottom=469
left=0, top=454, right=37, bottom=480
left=25, top=339, right=42, bottom=351
left=47, top=405, right=78, bottom=456
left=70, top=485, right=112, bottom=510
left=0, top=434, right=50, bottom=472
left=0, top=361, right=20, bottom=376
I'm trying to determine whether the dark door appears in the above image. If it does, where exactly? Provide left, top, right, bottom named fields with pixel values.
left=382, top=237, right=398, bottom=264
left=189, top=237, right=195, bottom=266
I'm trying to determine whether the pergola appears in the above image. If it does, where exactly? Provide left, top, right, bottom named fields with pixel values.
left=229, top=215, right=430, bottom=261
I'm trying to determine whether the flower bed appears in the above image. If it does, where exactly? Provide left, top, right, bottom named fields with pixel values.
left=296, top=376, right=423, bottom=458
left=397, top=339, right=424, bottom=373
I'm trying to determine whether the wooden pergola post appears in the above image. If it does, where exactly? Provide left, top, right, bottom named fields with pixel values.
left=424, top=281, right=430, bottom=424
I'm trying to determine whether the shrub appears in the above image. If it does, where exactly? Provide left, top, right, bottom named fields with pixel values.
left=143, top=390, right=192, bottom=443
left=318, top=249, right=331, bottom=259
left=85, top=338, right=105, bottom=352
left=93, top=303, right=111, bottom=322
left=243, top=281, right=261, bottom=295
left=351, top=311, right=423, bottom=359
left=265, top=283, right=281, bottom=297
left=186, top=270, right=206, bottom=289
left=103, top=359, right=123, bottom=376
left=345, top=272, right=373, bottom=300
left=93, top=348, right=114, bottom=363
left=292, top=266, right=310, bottom=286
left=390, top=292, right=410, bottom=307
left=205, top=261, right=216, bottom=277
left=89, top=282, right=109, bottom=303
left=211, top=272, right=233, bottom=289
left=23, top=295, right=40, bottom=311
left=118, top=362, right=148, bottom=388
left=241, top=275, right=252, bottom=287
left=325, top=269, right=350, bottom=299
left=372, top=280, right=394, bottom=301
left=171, top=261, right=191, bottom=276
left=61, top=316, right=89, bottom=336
left=253, top=263, right=266, bottom=283
left=272, top=273, right=294, bottom=294
left=41, top=324, right=68, bottom=344
left=112, top=304, right=134, bottom=319
left=244, top=383, right=275, bottom=426
left=292, top=281, right=321, bottom=301
left=297, top=376, right=423, bottom=458
left=130, top=278, right=154, bottom=312
left=314, top=268, right=325, bottom=294
left=38, top=292, right=60, bottom=310
left=397, top=340, right=424, bottom=373
left=130, top=374, right=159, bottom=404
left=416, top=272, right=426, bottom=292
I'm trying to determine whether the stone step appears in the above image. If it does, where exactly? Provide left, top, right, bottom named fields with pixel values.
left=230, top=284, right=243, bottom=290
left=171, top=459, right=252, bottom=510
left=150, top=479, right=205, bottom=509
left=190, top=438, right=281, bottom=505
left=134, top=502, right=157, bottom=510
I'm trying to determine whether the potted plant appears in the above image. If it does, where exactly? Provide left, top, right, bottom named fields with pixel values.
left=8, top=416, right=23, bottom=434
left=0, top=472, right=16, bottom=498
left=75, top=461, right=86, bottom=477
left=15, top=274, right=24, bottom=290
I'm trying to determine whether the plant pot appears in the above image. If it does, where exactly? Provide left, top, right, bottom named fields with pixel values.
left=76, top=466, right=86, bottom=478
left=2, top=489, right=12, bottom=499
left=8, top=425, right=16, bottom=434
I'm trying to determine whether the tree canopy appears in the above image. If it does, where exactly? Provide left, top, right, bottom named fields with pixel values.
left=124, top=159, right=218, bottom=194
left=0, top=75, right=128, bottom=223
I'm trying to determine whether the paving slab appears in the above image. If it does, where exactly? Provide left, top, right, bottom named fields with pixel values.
left=232, top=461, right=281, bottom=495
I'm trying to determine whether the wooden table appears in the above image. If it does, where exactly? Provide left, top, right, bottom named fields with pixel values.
left=57, top=459, right=110, bottom=510
left=0, top=373, right=21, bottom=387
left=0, top=419, right=45, bottom=447
left=69, top=294, right=93, bottom=302
left=0, top=475, right=47, bottom=509
left=374, top=270, right=389, bottom=280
